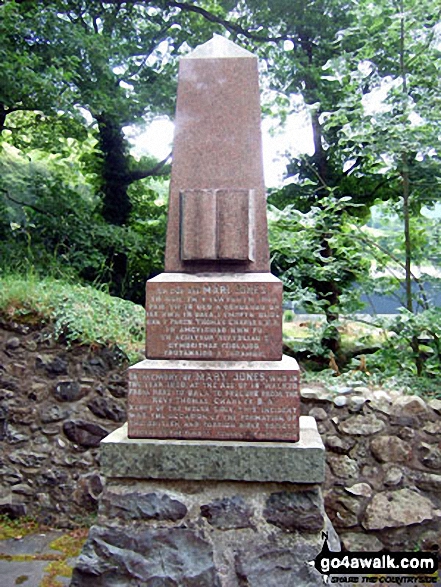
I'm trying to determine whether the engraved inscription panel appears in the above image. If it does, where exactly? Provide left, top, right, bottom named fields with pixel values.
left=146, top=280, right=282, bottom=361
left=128, top=367, right=300, bottom=441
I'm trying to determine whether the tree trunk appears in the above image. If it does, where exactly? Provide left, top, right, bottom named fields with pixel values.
left=95, top=113, right=132, bottom=226
left=309, top=107, right=343, bottom=360
left=0, top=104, right=8, bottom=134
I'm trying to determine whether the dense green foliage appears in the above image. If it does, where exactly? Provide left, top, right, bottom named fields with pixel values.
left=1, top=0, right=440, bottom=384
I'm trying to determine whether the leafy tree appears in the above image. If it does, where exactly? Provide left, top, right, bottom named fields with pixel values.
left=321, top=0, right=441, bottom=374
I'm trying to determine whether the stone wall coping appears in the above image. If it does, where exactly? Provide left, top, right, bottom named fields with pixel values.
left=100, top=416, right=324, bottom=483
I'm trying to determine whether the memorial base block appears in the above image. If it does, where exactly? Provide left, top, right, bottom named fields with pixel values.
left=145, top=273, right=283, bottom=361
left=128, top=355, right=300, bottom=442
left=71, top=417, right=338, bottom=587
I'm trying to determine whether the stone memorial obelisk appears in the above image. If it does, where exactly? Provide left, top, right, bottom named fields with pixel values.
left=128, top=34, right=300, bottom=442
left=71, top=36, right=331, bottom=587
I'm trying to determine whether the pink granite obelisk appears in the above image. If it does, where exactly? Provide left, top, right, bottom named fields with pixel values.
left=127, top=36, right=300, bottom=442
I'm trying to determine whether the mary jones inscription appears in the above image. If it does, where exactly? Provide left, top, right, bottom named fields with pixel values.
left=145, top=277, right=282, bottom=361
left=128, top=359, right=300, bottom=441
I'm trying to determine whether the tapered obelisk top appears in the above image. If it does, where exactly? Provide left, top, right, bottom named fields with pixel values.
left=164, top=34, right=269, bottom=273
left=184, top=34, right=255, bottom=59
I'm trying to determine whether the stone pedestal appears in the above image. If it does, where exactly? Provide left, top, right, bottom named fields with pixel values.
left=70, top=417, right=335, bottom=587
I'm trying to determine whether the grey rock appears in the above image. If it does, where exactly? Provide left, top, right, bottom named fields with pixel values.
left=413, top=471, right=441, bottom=492
left=5, top=337, right=20, bottom=350
left=428, top=398, right=441, bottom=415
left=423, top=421, right=441, bottom=435
left=63, top=420, right=109, bottom=448
left=392, top=395, right=429, bottom=417
left=70, top=525, right=220, bottom=587
left=87, top=397, right=126, bottom=422
left=9, top=450, right=47, bottom=468
left=235, top=543, right=326, bottom=587
left=53, top=380, right=83, bottom=402
left=301, top=387, right=331, bottom=402
left=334, top=396, right=348, bottom=408
left=11, top=483, right=34, bottom=495
left=325, top=493, right=363, bottom=529
left=363, top=489, right=434, bottom=530
left=370, top=435, right=411, bottom=463
left=40, top=404, right=69, bottom=423
left=344, top=483, right=372, bottom=498
left=101, top=489, right=187, bottom=522
left=36, top=355, right=68, bottom=376
left=348, top=396, right=367, bottom=412
left=338, top=413, right=386, bottom=436
left=325, top=435, right=356, bottom=455
left=332, top=386, right=353, bottom=395
left=201, top=495, right=253, bottom=529
left=340, top=532, right=384, bottom=552
left=384, top=466, right=403, bottom=487
left=308, top=407, right=328, bottom=421
left=327, top=455, right=359, bottom=481
left=0, top=502, right=26, bottom=518
left=419, top=444, right=441, bottom=470
left=264, top=489, right=324, bottom=533
left=6, top=427, right=29, bottom=444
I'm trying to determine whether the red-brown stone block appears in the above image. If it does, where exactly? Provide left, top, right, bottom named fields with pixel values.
left=127, top=356, right=300, bottom=442
left=145, top=274, right=283, bottom=361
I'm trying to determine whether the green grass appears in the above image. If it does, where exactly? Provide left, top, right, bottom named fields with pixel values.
left=0, top=273, right=145, bottom=364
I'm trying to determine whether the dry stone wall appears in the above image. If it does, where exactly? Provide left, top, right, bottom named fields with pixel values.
left=0, top=319, right=128, bottom=526
left=1, top=319, right=441, bottom=555
left=301, top=384, right=441, bottom=552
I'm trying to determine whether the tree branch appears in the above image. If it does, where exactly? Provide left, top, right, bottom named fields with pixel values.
left=165, top=0, right=290, bottom=44
left=125, top=151, right=172, bottom=183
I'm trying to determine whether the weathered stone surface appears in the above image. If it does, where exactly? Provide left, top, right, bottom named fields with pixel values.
left=63, top=420, right=109, bottom=448
left=100, top=489, right=187, bottom=522
left=53, top=380, right=83, bottom=402
left=325, top=493, right=363, bottom=529
left=392, top=395, right=429, bottom=417
left=200, top=495, right=253, bottom=529
left=235, top=543, right=327, bottom=587
left=338, top=413, right=386, bottom=436
left=363, top=489, right=434, bottom=530
left=345, top=483, right=373, bottom=498
left=325, top=434, right=356, bottom=455
left=70, top=525, right=220, bottom=587
left=423, top=421, right=441, bottom=435
left=145, top=274, right=283, bottom=361
left=340, top=532, right=384, bottom=552
left=327, top=455, right=359, bottom=481
left=87, top=397, right=126, bottom=422
left=428, top=398, right=441, bottom=414
left=334, top=396, right=348, bottom=408
left=308, top=407, right=328, bottom=421
left=413, top=471, right=441, bottom=492
left=40, top=404, right=69, bottom=424
left=264, top=489, right=324, bottom=532
left=128, top=357, right=300, bottom=442
left=101, top=418, right=325, bottom=483
left=370, top=435, right=412, bottom=463
left=419, top=444, right=441, bottom=470
left=384, top=466, right=403, bottom=487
